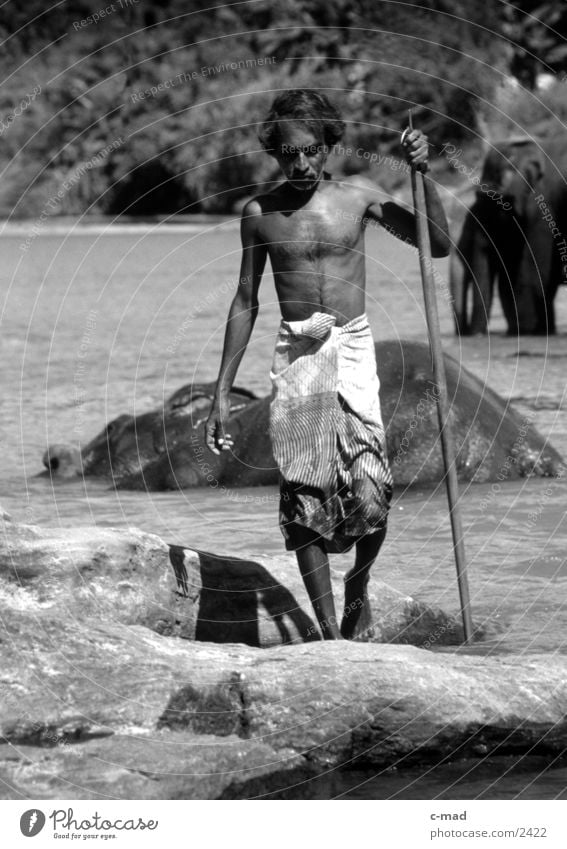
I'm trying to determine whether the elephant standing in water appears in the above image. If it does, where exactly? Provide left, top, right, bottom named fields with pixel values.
left=450, top=138, right=567, bottom=335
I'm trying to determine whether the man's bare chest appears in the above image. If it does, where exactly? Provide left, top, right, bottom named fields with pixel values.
left=260, top=209, right=363, bottom=261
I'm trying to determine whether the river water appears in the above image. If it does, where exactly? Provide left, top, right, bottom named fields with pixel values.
left=1, top=219, right=566, bottom=798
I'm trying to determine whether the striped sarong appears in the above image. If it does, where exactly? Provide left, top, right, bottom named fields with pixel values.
left=270, top=312, right=392, bottom=553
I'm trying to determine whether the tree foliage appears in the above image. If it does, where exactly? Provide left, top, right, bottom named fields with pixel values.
left=0, top=0, right=564, bottom=217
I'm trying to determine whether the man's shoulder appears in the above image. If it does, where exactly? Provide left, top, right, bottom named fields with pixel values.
left=325, top=175, right=389, bottom=221
left=241, top=185, right=285, bottom=219
left=334, top=174, right=388, bottom=201
left=241, top=197, right=264, bottom=219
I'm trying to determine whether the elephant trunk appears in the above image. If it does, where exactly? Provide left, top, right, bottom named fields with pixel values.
left=42, top=444, right=83, bottom=478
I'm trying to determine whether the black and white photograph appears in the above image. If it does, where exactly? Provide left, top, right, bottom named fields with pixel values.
left=1, top=0, right=566, bottom=832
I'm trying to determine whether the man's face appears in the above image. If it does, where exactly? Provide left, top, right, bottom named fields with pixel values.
left=273, top=122, right=328, bottom=191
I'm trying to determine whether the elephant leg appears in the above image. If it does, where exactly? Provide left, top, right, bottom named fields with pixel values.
left=545, top=295, right=556, bottom=334
left=515, top=220, right=555, bottom=335
left=536, top=247, right=562, bottom=334
left=514, top=282, right=550, bottom=334
left=450, top=207, right=487, bottom=336
left=449, top=251, right=470, bottom=335
left=497, top=264, right=519, bottom=335
left=535, top=280, right=558, bottom=334
left=451, top=204, right=499, bottom=336
left=468, top=244, right=495, bottom=335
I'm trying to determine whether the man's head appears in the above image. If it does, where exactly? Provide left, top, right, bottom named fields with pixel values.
left=258, top=89, right=345, bottom=191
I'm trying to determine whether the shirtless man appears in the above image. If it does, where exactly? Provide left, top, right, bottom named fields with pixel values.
left=206, top=89, right=450, bottom=640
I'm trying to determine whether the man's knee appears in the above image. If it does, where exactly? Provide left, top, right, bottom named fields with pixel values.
left=350, top=478, right=390, bottom=524
left=286, top=520, right=326, bottom=551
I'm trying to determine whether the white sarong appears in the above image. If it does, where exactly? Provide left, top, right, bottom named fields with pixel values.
left=270, top=312, right=392, bottom=553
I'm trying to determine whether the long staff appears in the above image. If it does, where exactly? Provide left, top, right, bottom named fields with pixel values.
left=407, top=111, right=474, bottom=644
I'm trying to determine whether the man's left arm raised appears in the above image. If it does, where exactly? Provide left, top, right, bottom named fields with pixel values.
left=366, top=128, right=451, bottom=257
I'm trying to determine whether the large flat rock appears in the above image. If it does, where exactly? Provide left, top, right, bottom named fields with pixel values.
left=2, top=630, right=566, bottom=799
left=2, top=511, right=564, bottom=800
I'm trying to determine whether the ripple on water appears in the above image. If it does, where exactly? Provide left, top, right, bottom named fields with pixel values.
left=511, top=554, right=567, bottom=581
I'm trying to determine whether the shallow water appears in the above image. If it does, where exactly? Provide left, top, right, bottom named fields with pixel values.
left=322, top=757, right=567, bottom=800
left=1, top=221, right=567, bottom=797
left=250, top=755, right=567, bottom=800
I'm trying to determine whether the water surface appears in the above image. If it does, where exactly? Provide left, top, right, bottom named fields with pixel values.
left=2, top=220, right=567, bottom=798
left=1, top=221, right=566, bottom=658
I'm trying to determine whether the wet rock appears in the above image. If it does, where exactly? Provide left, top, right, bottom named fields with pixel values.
left=0, top=733, right=315, bottom=800
left=2, top=627, right=566, bottom=799
left=0, top=515, right=465, bottom=647
left=0, top=518, right=174, bottom=624
left=4, top=513, right=562, bottom=800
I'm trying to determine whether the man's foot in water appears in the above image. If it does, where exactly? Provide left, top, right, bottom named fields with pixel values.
left=340, top=578, right=375, bottom=641
left=340, top=529, right=386, bottom=640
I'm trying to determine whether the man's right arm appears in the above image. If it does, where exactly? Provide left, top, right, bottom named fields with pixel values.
left=205, top=200, right=267, bottom=454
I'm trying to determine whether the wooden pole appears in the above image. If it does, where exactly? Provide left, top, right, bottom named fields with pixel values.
left=407, top=111, right=474, bottom=644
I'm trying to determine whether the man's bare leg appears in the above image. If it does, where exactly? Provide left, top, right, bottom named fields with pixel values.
left=340, top=526, right=387, bottom=640
left=293, top=525, right=343, bottom=640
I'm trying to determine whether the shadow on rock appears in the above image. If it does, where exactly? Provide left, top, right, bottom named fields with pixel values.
left=170, top=545, right=320, bottom=646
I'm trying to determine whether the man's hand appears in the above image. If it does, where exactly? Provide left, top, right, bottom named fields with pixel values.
left=205, top=398, right=234, bottom=455
left=401, top=127, right=429, bottom=172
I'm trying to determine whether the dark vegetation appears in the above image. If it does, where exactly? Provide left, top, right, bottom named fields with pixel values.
left=0, top=0, right=566, bottom=218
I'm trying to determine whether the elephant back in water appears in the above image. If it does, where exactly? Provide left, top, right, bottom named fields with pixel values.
left=377, top=340, right=560, bottom=484
left=43, top=340, right=563, bottom=489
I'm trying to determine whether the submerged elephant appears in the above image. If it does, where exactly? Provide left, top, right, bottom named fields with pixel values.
left=43, top=383, right=257, bottom=480
left=450, top=137, right=567, bottom=335
left=43, top=340, right=563, bottom=489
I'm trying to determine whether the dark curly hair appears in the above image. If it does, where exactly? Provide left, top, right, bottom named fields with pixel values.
left=258, top=89, right=346, bottom=155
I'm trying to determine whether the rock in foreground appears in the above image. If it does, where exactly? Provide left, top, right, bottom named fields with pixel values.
left=2, top=512, right=564, bottom=800
left=2, top=631, right=566, bottom=799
